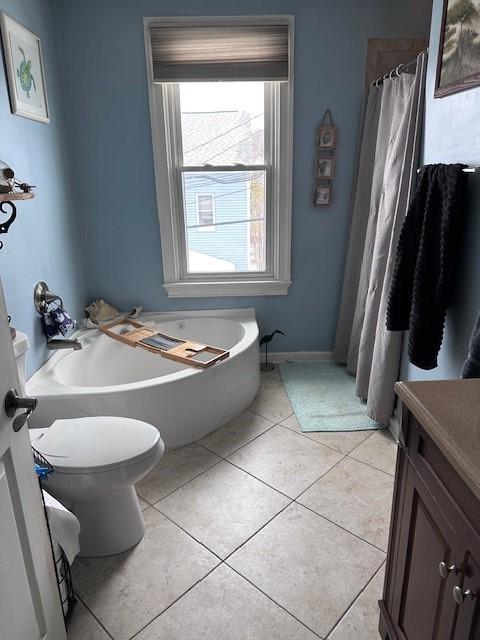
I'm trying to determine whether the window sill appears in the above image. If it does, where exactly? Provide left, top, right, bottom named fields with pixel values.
left=164, top=280, right=291, bottom=297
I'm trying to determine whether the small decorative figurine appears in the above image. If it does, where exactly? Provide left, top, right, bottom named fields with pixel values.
left=0, top=161, right=15, bottom=193
left=0, top=160, right=35, bottom=194
left=260, top=329, right=285, bottom=371
left=85, top=299, right=119, bottom=324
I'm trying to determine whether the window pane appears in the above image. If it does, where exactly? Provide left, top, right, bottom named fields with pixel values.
left=179, top=82, right=265, bottom=166
left=183, top=170, right=266, bottom=273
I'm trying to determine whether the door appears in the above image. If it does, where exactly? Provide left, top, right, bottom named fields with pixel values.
left=389, top=459, right=459, bottom=640
left=452, top=551, right=480, bottom=639
left=0, top=280, right=66, bottom=640
left=364, top=37, right=429, bottom=87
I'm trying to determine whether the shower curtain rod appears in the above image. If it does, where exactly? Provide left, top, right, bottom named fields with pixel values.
left=417, top=166, right=480, bottom=174
left=371, top=51, right=426, bottom=87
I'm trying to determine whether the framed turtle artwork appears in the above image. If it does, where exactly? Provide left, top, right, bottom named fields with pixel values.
left=0, top=13, right=49, bottom=123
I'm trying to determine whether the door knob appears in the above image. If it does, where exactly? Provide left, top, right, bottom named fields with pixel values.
left=4, top=388, right=37, bottom=432
left=439, top=562, right=458, bottom=578
left=453, top=586, right=476, bottom=605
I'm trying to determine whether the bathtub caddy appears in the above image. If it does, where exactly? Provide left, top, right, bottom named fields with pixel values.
left=100, top=317, right=229, bottom=368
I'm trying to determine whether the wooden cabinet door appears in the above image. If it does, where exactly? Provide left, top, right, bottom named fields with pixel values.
left=452, top=551, right=480, bottom=640
left=388, top=459, right=459, bottom=640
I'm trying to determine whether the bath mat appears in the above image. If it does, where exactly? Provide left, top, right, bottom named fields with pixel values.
left=278, top=361, right=385, bottom=432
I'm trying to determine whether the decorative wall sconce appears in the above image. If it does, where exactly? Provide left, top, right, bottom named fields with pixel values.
left=0, top=161, right=35, bottom=249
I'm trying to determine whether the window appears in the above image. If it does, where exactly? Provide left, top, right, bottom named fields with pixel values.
left=145, top=17, right=293, bottom=297
left=196, top=194, right=215, bottom=232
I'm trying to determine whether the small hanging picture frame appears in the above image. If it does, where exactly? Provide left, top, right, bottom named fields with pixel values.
left=313, top=184, right=332, bottom=207
left=313, top=109, right=337, bottom=207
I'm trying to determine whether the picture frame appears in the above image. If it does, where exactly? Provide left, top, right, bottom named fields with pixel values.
left=316, top=126, right=336, bottom=149
left=0, top=13, right=49, bottom=123
left=315, top=155, right=336, bottom=179
left=313, top=185, right=332, bottom=207
left=435, top=0, right=480, bottom=98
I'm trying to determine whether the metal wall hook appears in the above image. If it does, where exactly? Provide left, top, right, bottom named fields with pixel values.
left=34, top=281, right=64, bottom=314
left=0, top=201, right=17, bottom=249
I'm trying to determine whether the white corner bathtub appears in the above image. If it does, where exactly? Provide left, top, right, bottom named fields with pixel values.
left=27, top=309, right=260, bottom=447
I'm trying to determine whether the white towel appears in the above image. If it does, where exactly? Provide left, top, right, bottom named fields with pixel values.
left=42, top=490, right=80, bottom=565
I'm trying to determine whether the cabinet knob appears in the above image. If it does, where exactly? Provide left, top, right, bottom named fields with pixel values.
left=439, top=562, right=458, bottom=579
left=453, top=586, right=476, bottom=605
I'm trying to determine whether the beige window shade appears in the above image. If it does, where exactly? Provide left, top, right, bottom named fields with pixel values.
left=150, top=23, right=290, bottom=82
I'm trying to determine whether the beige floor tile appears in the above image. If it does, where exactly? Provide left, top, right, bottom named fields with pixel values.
left=329, top=565, right=385, bottom=640
left=349, top=429, right=398, bottom=475
left=156, top=461, right=290, bottom=558
left=281, top=414, right=373, bottom=454
left=136, top=563, right=318, bottom=640
left=249, top=369, right=293, bottom=423
left=72, top=508, right=218, bottom=640
left=67, top=600, right=109, bottom=640
left=228, top=503, right=385, bottom=638
left=228, top=425, right=342, bottom=498
left=298, top=457, right=394, bottom=550
left=136, top=443, right=220, bottom=503
left=198, top=411, right=275, bottom=457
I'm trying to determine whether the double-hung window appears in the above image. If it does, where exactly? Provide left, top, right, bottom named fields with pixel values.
left=145, top=16, right=293, bottom=296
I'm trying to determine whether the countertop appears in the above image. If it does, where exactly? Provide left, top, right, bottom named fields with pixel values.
left=395, top=379, right=480, bottom=500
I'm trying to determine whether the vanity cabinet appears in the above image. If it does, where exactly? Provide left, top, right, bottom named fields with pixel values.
left=379, top=380, right=480, bottom=640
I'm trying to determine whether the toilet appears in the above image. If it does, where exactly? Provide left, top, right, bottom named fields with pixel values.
left=14, top=332, right=164, bottom=557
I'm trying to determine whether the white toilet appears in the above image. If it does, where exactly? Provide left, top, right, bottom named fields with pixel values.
left=14, top=333, right=164, bottom=557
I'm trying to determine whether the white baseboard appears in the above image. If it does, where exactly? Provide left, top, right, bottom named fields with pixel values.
left=263, top=351, right=333, bottom=363
left=388, top=409, right=401, bottom=443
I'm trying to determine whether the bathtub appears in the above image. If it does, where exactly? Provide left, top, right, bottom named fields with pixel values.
left=27, top=309, right=260, bottom=447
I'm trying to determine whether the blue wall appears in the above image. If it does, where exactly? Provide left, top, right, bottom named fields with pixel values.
left=0, top=0, right=86, bottom=374
left=53, top=0, right=432, bottom=354
left=401, top=0, right=480, bottom=382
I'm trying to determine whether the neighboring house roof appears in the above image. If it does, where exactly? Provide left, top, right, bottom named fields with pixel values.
left=188, top=249, right=235, bottom=272
left=182, top=110, right=263, bottom=166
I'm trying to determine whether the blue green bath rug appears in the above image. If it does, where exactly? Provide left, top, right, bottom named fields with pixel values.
left=278, top=361, right=385, bottom=433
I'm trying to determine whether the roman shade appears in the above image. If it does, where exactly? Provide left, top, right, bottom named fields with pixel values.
left=149, top=23, right=290, bottom=82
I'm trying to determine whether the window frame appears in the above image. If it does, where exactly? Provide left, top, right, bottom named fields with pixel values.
left=144, top=15, right=294, bottom=297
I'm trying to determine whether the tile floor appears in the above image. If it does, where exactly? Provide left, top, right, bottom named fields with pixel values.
left=68, top=368, right=398, bottom=640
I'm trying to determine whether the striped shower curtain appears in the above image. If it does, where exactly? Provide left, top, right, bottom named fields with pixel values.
left=334, top=51, right=427, bottom=424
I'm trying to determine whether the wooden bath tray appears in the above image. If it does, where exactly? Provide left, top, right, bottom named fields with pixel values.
left=99, top=318, right=229, bottom=368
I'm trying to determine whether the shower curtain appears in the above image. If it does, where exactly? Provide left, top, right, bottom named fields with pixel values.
left=334, top=51, right=427, bottom=424
left=333, top=86, right=382, bottom=365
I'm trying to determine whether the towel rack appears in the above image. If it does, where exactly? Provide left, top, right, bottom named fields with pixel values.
left=417, top=166, right=480, bottom=174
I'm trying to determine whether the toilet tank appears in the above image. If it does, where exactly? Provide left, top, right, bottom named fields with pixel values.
left=12, top=331, right=30, bottom=394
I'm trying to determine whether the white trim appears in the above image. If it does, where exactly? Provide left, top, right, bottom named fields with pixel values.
left=164, top=279, right=291, bottom=297
left=388, top=404, right=401, bottom=443
left=264, top=351, right=334, bottom=363
left=144, top=15, right=294, bottom=298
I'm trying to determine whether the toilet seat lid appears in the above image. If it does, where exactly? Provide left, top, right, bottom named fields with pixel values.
left=31, top=417, right=160, bottom=472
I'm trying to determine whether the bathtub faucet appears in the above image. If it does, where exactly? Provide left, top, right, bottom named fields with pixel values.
left=47, top=338, right=82, bottom=351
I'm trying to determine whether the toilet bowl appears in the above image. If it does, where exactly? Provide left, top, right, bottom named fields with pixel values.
left=30, top=416, right=164, bottom=557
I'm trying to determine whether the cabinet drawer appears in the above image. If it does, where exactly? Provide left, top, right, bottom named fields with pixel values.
left=402, top=413, right=480, bottom=559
